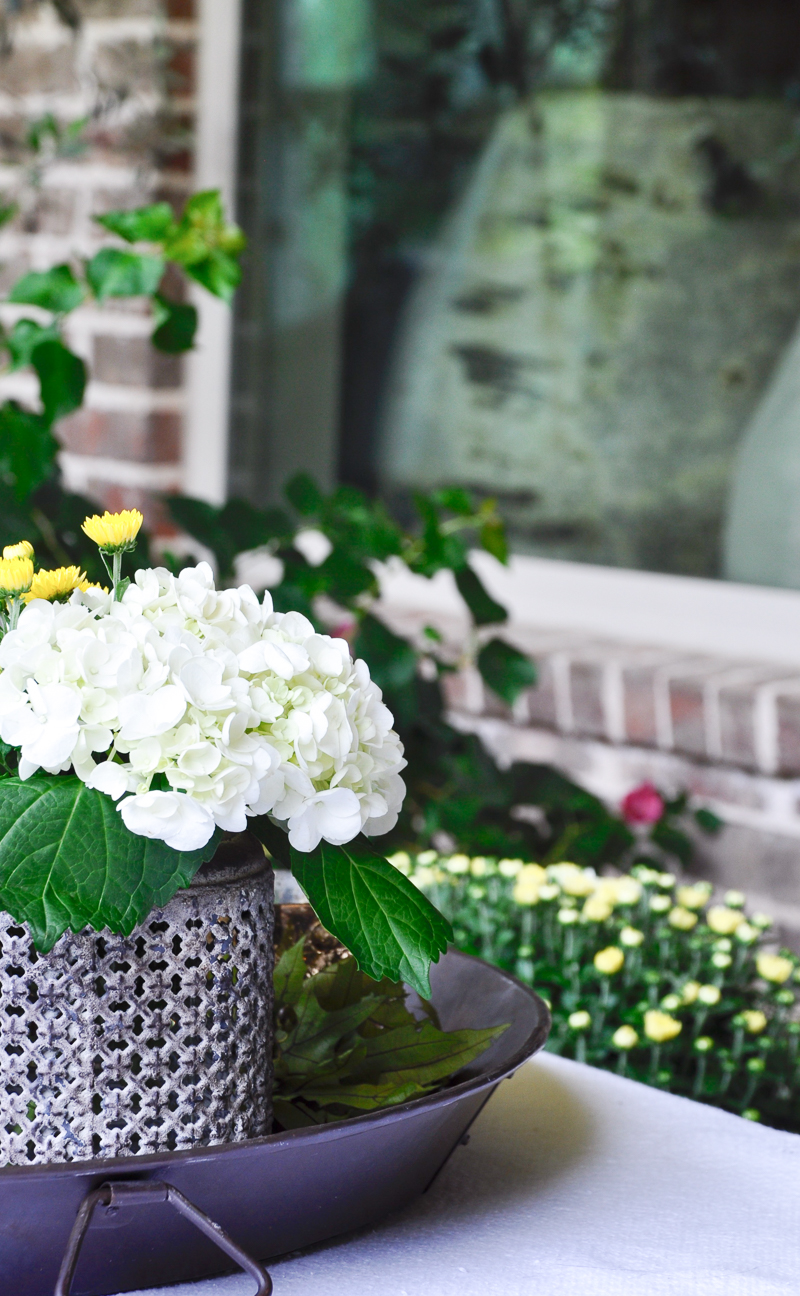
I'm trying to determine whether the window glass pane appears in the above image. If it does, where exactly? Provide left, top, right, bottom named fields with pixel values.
left=231, top=1, right=800, bottom=586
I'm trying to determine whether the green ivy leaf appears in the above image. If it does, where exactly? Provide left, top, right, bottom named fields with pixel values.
left=431, top=486, right=474, bottom=516
left=0, top=776, right=221, bottom=951
left=477, top=637, right=537, bottom=705
left=151, top=293, right=198, bottom=353
left=5, top=318, right=59, bottom=371
left=694, top=807, right=723, bottom=835
left=289, top=837, right=452, bottom=997
left=182, top=248, right=241, bottom=303
left=86, top=248, right=164, bottom=300
left=454, top=565, right=507, bottom=626
left=285, top=471, right=324, bottom=516
left=355, top=613, right=418, bottom=692
left=480, top=516, right=508, bottom=564
left=0, top=401, right=58, bottom=499
left=31, top=338, right=86, bottom=423
left=163, top=189, right=245, bottom=303
left=9, top=264, right=84, bottom=314
left=94, top=202, right=176, bottom=244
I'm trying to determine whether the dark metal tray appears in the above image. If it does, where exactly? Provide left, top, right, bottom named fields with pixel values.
left=0, top=949, right=550, bottom=1296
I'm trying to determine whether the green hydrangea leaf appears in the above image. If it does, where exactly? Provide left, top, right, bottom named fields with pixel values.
left=31, top=338, right=86, bottom=423
left=0, top=776, right=220, bottom=951
left=477, top=637, right=537, bottom=705
left=8, top=264, right=84, bottom=314
left=289, top=837, right=452, bottom=997
left=94, top=203, right=176, bottom=244
left=151, top=293, right=198, bottom=353
left=86, top=248, right=164, bottom=300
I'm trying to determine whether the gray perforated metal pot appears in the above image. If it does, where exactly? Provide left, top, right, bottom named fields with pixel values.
left=0, top=833, right=274, bottom=1166
left=0, top=949, right=550, bottom=1296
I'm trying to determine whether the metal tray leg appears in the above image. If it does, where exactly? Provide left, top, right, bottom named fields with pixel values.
left=54, top=1180, right=273, bottom=1296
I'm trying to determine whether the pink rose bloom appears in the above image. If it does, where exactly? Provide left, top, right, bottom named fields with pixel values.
left=621, top=782, right=664, bottom=826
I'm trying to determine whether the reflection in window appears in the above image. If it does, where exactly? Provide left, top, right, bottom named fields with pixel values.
left=230, top=2, right=800, bottom=584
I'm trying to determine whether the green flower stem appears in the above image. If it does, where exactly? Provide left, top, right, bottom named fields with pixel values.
left=112, top=550, right=123, bottom=599
left=693, top=1055, right=707, bottom=1097
left=8, top=597, right=21, bottom=631
left=575, top=1034, right=587, bottom=1064
left=616, top=1051, right=628, bottom=1076
left=648, top=1044, right=661, bottom=1081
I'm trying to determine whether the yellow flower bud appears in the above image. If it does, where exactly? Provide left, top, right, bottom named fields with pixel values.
left=568, top=1010, right=591, bottom=1030
left=676, top=883, right=712, bottom=910
left=644, top=1010, right=682, bottom=1043
left=538, top=883, right=560, bottom=902
left=661, top=994, right=681, bottom=1012
left=81, top=508, right=143, bottom=553
left=2, top=540, right=33, bottom=560
left=553, top=864, right=596, bottom=897
left=613, top=877, right=642, bottom=905
left=513, top=863, right=545, bottom=906
left=470, top=856, right=489, bottom=877
left=612, top=1025, right=639, bottom=1050
left=742, top=1010, right=767, bottom=1034
left=657, top=873, right=676, bottom=889
left=706, top=906, right=743, bottom=935
left=668, top=906, right=698, bottom=931
left=498, top=858, right=525, bottom=878
left=752, top=913, right=773, bottom=930
left=620, top=926, right=644, bottom=947
left=0, top=556, right=33, bottom=597
left=583, top=895, right=614, bottom=923
left=724, top=890, right=746, bottom=908
left=417, top=849, right=437, bottom=865
left=594, top=946, right=624, bottom=975
left=412, top=865, right=436, bottom=888
left=649, top=894, right=671, bottom=914
left=558, top=908, right=579, bottom=925
left=756, top=953, right=794, bottom=984
left=680, top=981, right=701, bottom=1004
left=697, top=984, right=721, bottom=1006
left=444, top=853, right=469, bottom=872
left=734, top=922, right=758, bottom=944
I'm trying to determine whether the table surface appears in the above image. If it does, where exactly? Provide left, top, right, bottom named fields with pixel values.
left=118, top=1052, right=800, bottom=1296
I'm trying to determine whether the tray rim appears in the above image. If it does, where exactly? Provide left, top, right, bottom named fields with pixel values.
left=0, top=949, right=551, bottom=1182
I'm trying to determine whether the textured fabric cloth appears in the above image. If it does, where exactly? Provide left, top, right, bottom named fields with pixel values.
left=120, top=1052, right=800, bottom=1296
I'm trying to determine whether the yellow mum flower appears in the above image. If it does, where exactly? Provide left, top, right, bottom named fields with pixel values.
left=2, top=540, right=33, bottom=560
left=553, top=864, right=595, bottom=897
left=612, top=1025, right=639, bottom=1050
left=23, top=566, right=89, bottom=604
left=445, top=853, right=470, bottom=874
left=644, top=1010, right=682, bottom=1043
left=81, top=508, right=143, bottom=553
left=0, top=556, right=33, bottom=597
left=741, top=1010, right=767, bottom=1034
left=594, top=946, right=624, bottom=975
left=706, top=906, right=743, bottom=936
left=513, top=863, right=546, bottom=905
left=756, top=953, right=794, bottom=984
left=620, top=926, right=644, bottom=947
left=676, top=883, right=712, bottom=910
left=568, top=1010, right=591, bottom=1030
left=583, top=895, right=614, bottom=923
left=668, top=906, right=698, bottom=931
left=680, top=981, right=701, bottom=1004
left=697, top=984, right=721, bottom=1006
left=498, top=858, right=524, bottom=877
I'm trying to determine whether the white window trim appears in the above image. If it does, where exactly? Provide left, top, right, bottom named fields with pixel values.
left=380, top=553, right=800, bottom=667
left=183, top=0, right=243, bottom=504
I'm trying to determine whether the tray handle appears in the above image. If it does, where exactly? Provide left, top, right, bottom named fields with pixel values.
left=55, top=1179, right=272, bottom=1296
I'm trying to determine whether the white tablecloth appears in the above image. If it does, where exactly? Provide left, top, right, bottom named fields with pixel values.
left=121, top=1053, right=800, bottom=1296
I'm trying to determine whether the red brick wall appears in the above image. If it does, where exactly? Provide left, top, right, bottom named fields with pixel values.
left=0, top=0, right=199, bottom=534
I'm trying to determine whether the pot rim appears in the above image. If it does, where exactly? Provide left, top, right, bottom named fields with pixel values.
left=0, top=949, right=550, bottom=1180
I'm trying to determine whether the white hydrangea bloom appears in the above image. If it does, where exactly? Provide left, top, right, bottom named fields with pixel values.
left=0, top=564, right=406, bottom=853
